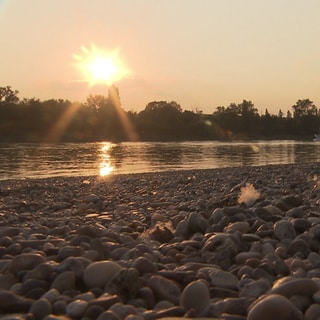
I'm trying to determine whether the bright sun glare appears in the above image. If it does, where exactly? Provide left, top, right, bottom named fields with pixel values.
left=73, top=45, right=129, bottom=86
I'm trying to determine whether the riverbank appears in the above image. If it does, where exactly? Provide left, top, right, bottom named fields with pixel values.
left=1, top=163, right=320, bottom=319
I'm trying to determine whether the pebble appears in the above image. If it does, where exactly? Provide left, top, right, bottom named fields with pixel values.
left=198, top=267, right=238, bottom=289
left=29, top=298, right=52, bottom=320
left=180, top=280, right=210, bottom=315
left=83, top=261, right=122, bottom=288
left=66, top=299, right=88, bottom=318
left=273, top=220, right=297, bottom=240
left=50, top=271, right=76, bottom=293
left=270, top=278, right=319, bottom=297
left=9, top=253, right=46, bottom=274
left=247, top=294, right=303, bottom=320
left=1, top=163, right=320, bottom=319
left=147, top=275, right=181, bottom=304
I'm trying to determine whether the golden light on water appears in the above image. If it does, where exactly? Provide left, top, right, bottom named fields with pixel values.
left=251, top=145, right=260, bottom=153
left=73, top=45, right=130, bottom=86
left=100, top=163, right=114, bottom=176
left=99, top=143, right=114, bottom=176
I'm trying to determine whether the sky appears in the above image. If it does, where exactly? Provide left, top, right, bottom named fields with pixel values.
left=0, top=0, right=320, bottom=114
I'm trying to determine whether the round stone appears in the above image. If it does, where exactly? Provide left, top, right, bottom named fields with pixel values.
left=248, top=294, right=303, bottom=320
left=273, top=220, right=296, bottom=240
left=83, top=261, right=122, bottom=288
left=58, top=246, right=84, bottom=260
left=51, top=271, right=76, bottom=293
left=147, top=275, right=181, bottom=304
left=29, top=298, right=52, bottom=320
left=201, top=268, right=238, bottom=290
left=270, top=278, right=319, bottom=298
left=305, top=304, right=320, bottom=320
left=180, top=280, right=210, bottom=315
left=0, top=289, right=33, bottom=313
left=66, top=299, right=89, bottom=318
left=132, top=256, right=157, bottom=275
left=9, top=253, right=46, bottom=274
left=224, top=221, right=250, bottom=234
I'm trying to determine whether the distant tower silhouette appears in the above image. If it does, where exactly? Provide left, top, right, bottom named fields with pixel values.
left=108, top=85, right=121, bottom=109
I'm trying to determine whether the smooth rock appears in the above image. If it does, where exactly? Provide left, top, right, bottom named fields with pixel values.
left=180, top=280, right=210, bottom=315
left=9, top=253, right=46, bottom=274
left=201, top=233, right=239, bottom=269
left=0, top=288, right=33, bottom=313
left=85, top=194, right=100, bottom=203
left=58, top=246, right=84, bottom=260
left=235, top=252, right=262, bottom=264
left=224, top=221, right=250, bottom=234
left=57, top=256, right=90, bottom=278
left=41, top=288, right=60, bottom=302
left=148, top=275, right=181, bottom=304
left=51, top=271, right=76, bottom=293
left=109, top=302, right=137, bottom=319
left=0, top=273, right=18, bottom=290
left=304, top=304, right=320, bottom=320
left=199, top=268, right=238, bottom=290
left=132, top=256, right=157, bottom=275
left=24, top=262, right=56, bottom=281
left=187, top=212, right=209, bottom=233
left=20, top=279, right=49, bottom=297
left=105, top=267, right=140, bottom=299
left=248, top=294, right=303, bottom=320
left=96, top=310, right=121, bottom=320
left=83, top=260, right=122, bottom=288
left=82, top=305, right=104, bottom=319
left=270, top=278, right=319, bottom=297
left=216, top=296, right=253, bottom=316
left=239, top=278, right=271, bottom=298
left=273, top=220, right=296, bottom=240
left=66, top=299, right=89, bottom=318
left=88, top=294, right=120, bottom=310
left=29, top=298, right=52, bottom=320
left=288, top=238, right=310, bottom=257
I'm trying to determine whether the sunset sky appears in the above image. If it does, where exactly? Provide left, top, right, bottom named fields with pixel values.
left=1, top=0, right=319, bottom=114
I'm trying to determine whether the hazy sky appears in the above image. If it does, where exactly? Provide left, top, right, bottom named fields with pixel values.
left=1, top=0, right=319, bottom=114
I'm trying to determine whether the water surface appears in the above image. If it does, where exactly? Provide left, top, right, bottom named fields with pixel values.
left=0, top=140, right=319, bottom=180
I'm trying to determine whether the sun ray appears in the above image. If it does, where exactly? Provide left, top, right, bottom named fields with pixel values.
left=73, top=44, right=139, bottom=142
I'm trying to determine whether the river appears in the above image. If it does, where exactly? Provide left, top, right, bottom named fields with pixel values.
left=0, top=140, right=319, bottom=180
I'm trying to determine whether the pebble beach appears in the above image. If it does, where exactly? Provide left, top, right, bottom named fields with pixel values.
left=1, top=163, right=320, bottom=319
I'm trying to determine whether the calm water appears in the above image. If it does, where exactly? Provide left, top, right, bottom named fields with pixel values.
left=0, top=140, right=319, bottom=180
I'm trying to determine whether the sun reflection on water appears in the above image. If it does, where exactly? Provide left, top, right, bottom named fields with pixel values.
left=99, top=142, right=114, bottom=176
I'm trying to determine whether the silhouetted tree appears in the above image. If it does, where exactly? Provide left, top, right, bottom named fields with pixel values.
left=138, top=101, right=184, bottom=140
left=1, top=84, right=320, bottom=142
left=291, top=99, right=319, bottom=136
left=0, top=86, right=19, bottom=105
left=292, top=99, right=318, bottom=117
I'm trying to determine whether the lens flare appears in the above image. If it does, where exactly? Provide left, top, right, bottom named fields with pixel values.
left=73, top=45, right=130, bottom=86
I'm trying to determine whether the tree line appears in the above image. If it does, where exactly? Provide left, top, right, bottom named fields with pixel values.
left=0, top=85, right=319, bottom=142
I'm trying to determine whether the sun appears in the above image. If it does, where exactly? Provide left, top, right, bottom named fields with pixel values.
left=73, top=45, right=129, bottom=86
